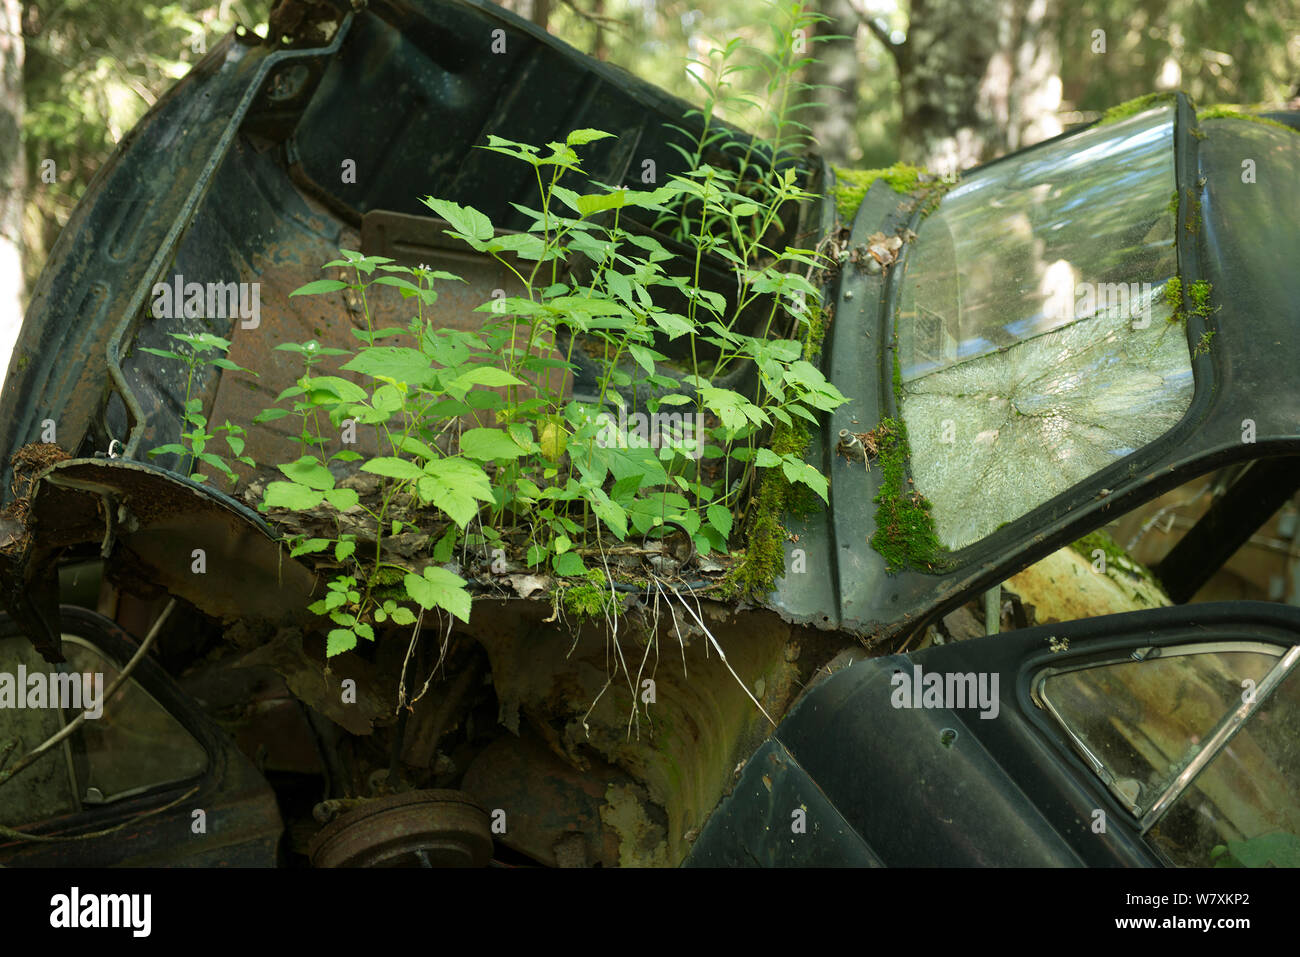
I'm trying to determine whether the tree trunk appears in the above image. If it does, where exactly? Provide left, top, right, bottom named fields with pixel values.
left=0, top=0, right=24, bottom=395
left=804, top=0, right=860, bottom=165
left=889, top=0, right=1062, bottom=174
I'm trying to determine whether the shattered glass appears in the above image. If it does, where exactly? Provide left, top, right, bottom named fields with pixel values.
left=896, top=106, right=1193, bottom=549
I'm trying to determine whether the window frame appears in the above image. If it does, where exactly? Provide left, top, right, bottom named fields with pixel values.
left=1029, top=640, right=1300, bottom=835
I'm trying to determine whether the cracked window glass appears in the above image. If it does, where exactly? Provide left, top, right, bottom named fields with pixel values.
left=897, top=105, right=1193, bottom=549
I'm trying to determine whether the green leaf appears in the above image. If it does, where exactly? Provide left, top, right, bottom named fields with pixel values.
left=278, top=457, right=335, bottom=490
left=422, top=198, right=494, bottom=244
left=291, top=279, right=349, bottom=297
left=404, top=566, right=472, bottom=623
left=264, top=481, right=325, bottom=510
left=459, top=427, right=529, bottom=462
left=783, top=459, right=830, bottom=504
left=252, top=407, right=291, bottom=424
left=707, top=503, right=733, bottom=540
left=323, top=487, right=360, bottom=511
left=305, top=375, right=368, bottom=403
left=391, top=606, right=417, bottom=626
left=552, top=551, right=586, bottom=576
left=326, top=629, right=357, bottom=656
left=526, top=543, right=548, bottom=567
left=342, top=347, right=438, bottom=388
left=432, top=527, right=457, bottom=562
left=138, top=347, right=185, bottom=361
left=447, top=365, right=526, bottom=395
left=416, top=458, right=494, bottom=527
left=196, top=453, right=235, bottom=476
left=566, top=128, right=615, bottom=146
left=588, top=487, right=628, bottom=541
left=147, top=443, right=188, bottom=458
left=335, top=540, right=357, bottom=562
left=576, top=190, right=628, bottom=217
left=290, top=538, right=331, bottom=557
left=211, top=357, right=256, bottom=375
left=361, top=457, right=425, bottom=480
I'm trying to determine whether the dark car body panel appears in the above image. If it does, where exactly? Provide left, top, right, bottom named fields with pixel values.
left=688, top=601, right=1300, bottom=866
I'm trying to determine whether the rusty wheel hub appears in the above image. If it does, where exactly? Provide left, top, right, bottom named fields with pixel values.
left=308, top=789, right=492, bottom=867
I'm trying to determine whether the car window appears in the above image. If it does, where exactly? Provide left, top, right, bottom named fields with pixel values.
left=61, top=636, right=207, bottom=805
left=1035, top=645, right=1279, bottom=816
left=0, top=630, right=208, bottom=832
left=896, top=105, right=1193, bottom=549
left=1147, top=665, right=1300, bottom=867
left=0, top=637, right=80, bottom=828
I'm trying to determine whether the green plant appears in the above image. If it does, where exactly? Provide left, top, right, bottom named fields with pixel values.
left=139, top=332, right=257, bottom=485
left=248, top=128, right=843, bottom=657
left=657, top=0, right=836, bottom=247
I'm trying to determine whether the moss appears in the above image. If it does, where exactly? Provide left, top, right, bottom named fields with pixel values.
left=1096, top=92, right=1176, bottom=126
left=368, top=565, right=405, bottom=586
left=1166, top=190, right=1179, bottom=216
left=869, top=417, right=948, bottom=573
left=720, top=420, right=817, bottom=600
left=1070, top=530, right=1156, bottom=584
left=801, top=303, right=826, bottom=362
left=1163, top=276, right=1183, bottom=323
left=562, top=568, right=612, bottom=621
left=1188, top=279, right=1212, bottom=318
left=1193, top=330, right=1216, bottom=357
left=1198, top=107, right=1299, bottom=134
left=771, top=420, right=810, bottom=457
left=832, top=163, right=926, bottom=220
left=1184, top=189, right=1202, bottom=234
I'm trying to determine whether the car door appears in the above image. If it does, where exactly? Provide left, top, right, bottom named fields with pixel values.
left=0, top=606, right=282, bottom=866
left=687, top=601, right=1300, bottom=867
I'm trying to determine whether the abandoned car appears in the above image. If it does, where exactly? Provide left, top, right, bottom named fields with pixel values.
left=1, top=0, right=1298, bottom=866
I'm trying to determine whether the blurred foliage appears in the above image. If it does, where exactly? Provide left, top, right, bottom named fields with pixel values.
left=1058, top=0, right=1299, bottom=119
left=22, top=0, right=268, bottom=239
left=16, top=0, right=1300, bottom=285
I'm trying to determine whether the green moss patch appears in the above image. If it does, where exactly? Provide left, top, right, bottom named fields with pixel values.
left=1188, top=279, right=1212, bottom=318
left=1164, top=276, right=1183, bottom=322
left=721, top=421, right=814, bottom=600
left=562, top=568, right=614, bottom=621
left=869, top=417, right=947, bottom=573
left=831, top=163, right=926, bottom=221
left=1070, top=530, right=1157, bottom=584
left=1097, top=92, right=1176, bottom=126
left=1198, top=107, right=1299, bottom=134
